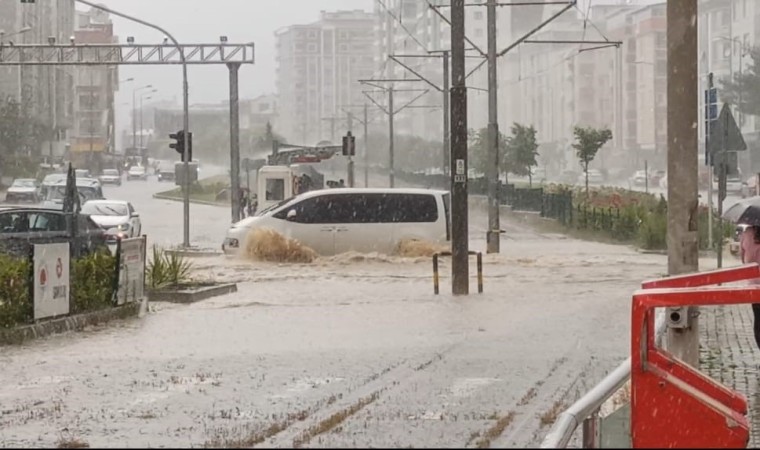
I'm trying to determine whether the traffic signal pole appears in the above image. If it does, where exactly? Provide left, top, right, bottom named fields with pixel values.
left=228, top=62, right=242, bottom=223
left=486, top=0, right=500, bottom=254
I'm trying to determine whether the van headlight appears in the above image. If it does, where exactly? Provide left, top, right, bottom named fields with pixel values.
left=117, top=223, right=131, bottom=231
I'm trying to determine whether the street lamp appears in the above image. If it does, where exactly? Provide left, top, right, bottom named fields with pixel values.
left=132, top=84, right=152, bottom=148
left=139, top=89, right=157, bottom=148
left=714, top=35, right=750, bottom=123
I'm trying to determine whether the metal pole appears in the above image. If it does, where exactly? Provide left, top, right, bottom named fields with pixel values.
left=443, top=50, right=451, bottom=177
left=666, top=0, right=699, bottom=367
left=48, top=66, right=54, bottom=158
left=486, top=0, right=500, bottom=254
left=707, top=73, right=714, bottom=251
left=364, top=103, right=369, bottom=188
left=451, top=0, right=469, bottom=295
left=139, top=95, right=144, bottom=149
left=347, top=111, right=355, bottom=187
left=132, top=89, right=137, bottom=149
left=228, top=62, right=242, bottom=223
left=389, top=87, right=395, bottom=188
left=718, top=161, right=725, bottom=269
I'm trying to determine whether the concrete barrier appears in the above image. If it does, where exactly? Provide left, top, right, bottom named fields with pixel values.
left=0, top=299, right=145, bottom=346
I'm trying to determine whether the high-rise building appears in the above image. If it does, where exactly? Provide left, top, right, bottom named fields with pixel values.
left=70, top=7, right=119, bottom=170
left=275, top=10, right=376, bottom=145
left=0, top=0, right=76, bottom=158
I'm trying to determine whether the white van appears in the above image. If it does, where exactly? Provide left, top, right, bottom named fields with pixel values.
left=222, top=188, right=451, bottom=256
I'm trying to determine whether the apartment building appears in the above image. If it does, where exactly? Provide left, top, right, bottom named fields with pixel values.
left=275, top=10, right=376, bottom=146
left=0, top=0, right=76, bottom=158
left=70, top=7, right=118, bottom=171
left=373, top=0, right=543, bottom=141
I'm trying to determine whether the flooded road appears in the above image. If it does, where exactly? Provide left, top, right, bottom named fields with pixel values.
left=0, top=172, right=721, bottom=448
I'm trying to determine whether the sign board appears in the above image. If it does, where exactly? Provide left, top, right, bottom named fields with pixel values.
left=454, top=174, right=467, bottom=183
left=455, top=159, right=465, bottom=175
left=175, top=162, right=199, bottom=186
left=116, top=237, right=146, bottom=305
left=33, top=243, right=70, bottom=320
left=709, top=103, right=747, bottom=157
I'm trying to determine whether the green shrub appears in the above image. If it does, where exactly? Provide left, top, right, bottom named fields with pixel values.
left=0, top=255, right=32, bottom=329
left=71, top=250, right=117, bottom=314
left=637, top=210, right=668, bottom=250
left=147, top=246, right=193, bottom=289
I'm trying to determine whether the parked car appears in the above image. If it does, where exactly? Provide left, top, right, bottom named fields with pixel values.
left=630, top=170, right=648, bottom=187
left=81, top=199, right=141, bottom=241
left=98, top=168, right=122, bottom=186
left=0, top=206, right=108, bottom=257
left=127, top=166, right=148, bottom=181
left=41, top=178, right=104, bottom=210
left=726, top=175, right=744, bottom=196
left=157, top=163, right=176, bottom=182
left=5, top=178, right=41, bottom=204
left=578, top=169, right=604, bottom=185
left=222, top=188, right=451, bottom=256
left=649, top=170, right=666, bottom=187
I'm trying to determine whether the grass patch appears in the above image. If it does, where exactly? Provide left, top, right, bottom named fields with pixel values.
left=539, top=399, right=567, bottom=427
left=292, top=392, right=380, bottom=448
left=56, top=437, right=89, bottom=448
left=474, top=412, right=516, bottom=448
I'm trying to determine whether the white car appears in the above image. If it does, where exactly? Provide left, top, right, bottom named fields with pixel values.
left=4, top=178, right=40, bottom=204
left=81, top=200, right=142, bottom=240
left=127, top=166, right=148, bottom=181
left=98, top=169, right=122, bottom=186
left=222, top=188, right=451, bottom=256
left=630, top=170, right=648, bottom=187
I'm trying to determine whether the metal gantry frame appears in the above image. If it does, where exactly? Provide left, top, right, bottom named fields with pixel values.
left=0, top=40, right=256, bottom=241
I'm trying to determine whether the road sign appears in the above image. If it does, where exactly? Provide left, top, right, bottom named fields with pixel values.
left=705, top=85, right=718, bottom=166
left=709, top=103, right=747, bottom=156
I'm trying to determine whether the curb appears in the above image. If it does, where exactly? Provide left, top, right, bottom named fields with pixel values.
left=165, top=248, right=224, bottom=258
left=0, top=300, right=145, bottom=347
left=149, top=283, right=238, bottom=304
left=152, top=193, right=228, bottom=207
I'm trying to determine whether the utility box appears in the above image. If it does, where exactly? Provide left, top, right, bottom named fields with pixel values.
left=175, top=162, right=199, bottom=186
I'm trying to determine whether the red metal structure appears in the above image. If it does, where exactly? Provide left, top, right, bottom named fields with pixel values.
left=632, top=263, right=760, bottom=448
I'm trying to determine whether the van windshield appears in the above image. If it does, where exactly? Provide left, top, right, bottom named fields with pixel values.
left=256, top=196, right=295, bottom=217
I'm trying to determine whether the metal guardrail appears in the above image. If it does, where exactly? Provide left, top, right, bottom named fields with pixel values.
left=540, top=312, right=667, bottom=448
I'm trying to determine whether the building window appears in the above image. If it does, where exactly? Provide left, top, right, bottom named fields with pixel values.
left=307, top=43, right=317, bottom=53
left=474, top=11, right=483, bottom=20
left=475, top=28, right=483, bottom=37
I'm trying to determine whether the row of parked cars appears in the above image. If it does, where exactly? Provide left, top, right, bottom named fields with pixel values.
left=0, top=171, right=144, bottom=257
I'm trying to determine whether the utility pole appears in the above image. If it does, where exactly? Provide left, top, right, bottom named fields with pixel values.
left=451, top=0, right=469, bottom=295
left=364, top=103, right=369, bottom=187
left=486, top=0, right=500, bottom=254
left=442, top=51, right=451, bottom=177
left=666, top=0, right=699, bottom=367
left=347, top=110, right=355, bottom=187
left=388, top=87, right=395, bottom=188
left=707, top=73, right=714, bottom=252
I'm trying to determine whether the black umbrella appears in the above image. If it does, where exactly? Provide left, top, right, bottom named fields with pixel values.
left=722, top=196, right=760, bottom=225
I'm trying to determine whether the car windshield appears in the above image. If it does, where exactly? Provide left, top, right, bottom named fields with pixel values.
left=130, top=167, right=145, bottom=173
left=103, top=170, right=118, bottom=176
left=81, top=202, right=128, bottom=216
left=12, top=179, right=36, bottom=188
left=46, top=185, right=101, bottom=202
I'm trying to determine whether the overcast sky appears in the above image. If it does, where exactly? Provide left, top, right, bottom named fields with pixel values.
left=93, top=0, right=372, bottom=139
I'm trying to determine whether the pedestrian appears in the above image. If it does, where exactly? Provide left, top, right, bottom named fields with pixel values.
left=740, top=224, right=760, bottom=350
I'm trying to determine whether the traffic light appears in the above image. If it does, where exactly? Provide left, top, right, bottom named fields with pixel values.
left=169, top=130, right=193, bottom=162
left=342, top=131, right=356, bottom=156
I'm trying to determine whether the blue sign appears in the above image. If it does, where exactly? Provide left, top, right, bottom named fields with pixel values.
left=705, top=87, right=718, bottom=166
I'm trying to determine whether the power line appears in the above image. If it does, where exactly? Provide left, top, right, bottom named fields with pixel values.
left=376, top=0, right=430, bottom=53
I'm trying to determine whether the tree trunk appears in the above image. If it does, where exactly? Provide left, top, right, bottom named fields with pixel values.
left=528, top=173, right=532, bottom=188
left=584, top=162, right=590, bottom=198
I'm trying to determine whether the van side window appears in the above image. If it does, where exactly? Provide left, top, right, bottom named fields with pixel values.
left=388, top=194, right=438, bottom=222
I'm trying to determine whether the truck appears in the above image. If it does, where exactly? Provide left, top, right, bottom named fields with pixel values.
left=256, top=164, right=325, bottom=211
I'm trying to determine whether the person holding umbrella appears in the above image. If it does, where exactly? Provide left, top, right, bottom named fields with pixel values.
left=725, top=197, right=760, bottom=350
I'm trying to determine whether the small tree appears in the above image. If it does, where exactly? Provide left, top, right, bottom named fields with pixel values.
left=573, top=126, right=612, bottom=196
left=720, top=46, right=760, bottom=116
left=468, top=127, right=512, bottom=181
left=506, top=123, right=539, bottom=187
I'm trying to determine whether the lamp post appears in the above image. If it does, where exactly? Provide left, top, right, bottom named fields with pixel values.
left=139, top=89, right=157, bottom=148
left=131, top=84, right=152, bottom=149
